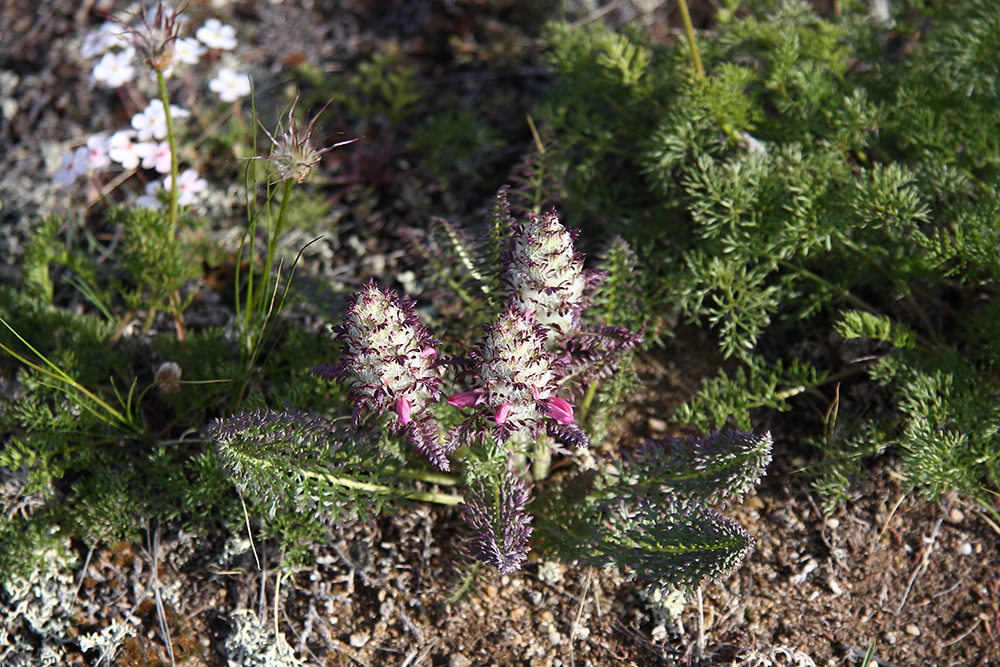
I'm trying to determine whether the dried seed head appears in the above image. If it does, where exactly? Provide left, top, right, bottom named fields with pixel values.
left=120, top=2, right=183, bottom=72
left=257, top=95, right=355, bottom=184
left=154, top=361, right=182, bottom=393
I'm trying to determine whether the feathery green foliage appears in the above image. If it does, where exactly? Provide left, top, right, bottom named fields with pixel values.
left=532, top=0, right=1000, bottom=512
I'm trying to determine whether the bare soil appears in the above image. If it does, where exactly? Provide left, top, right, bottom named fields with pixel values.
left=2, top=1, right=998, bottom=666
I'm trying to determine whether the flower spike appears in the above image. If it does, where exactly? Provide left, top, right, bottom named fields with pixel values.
left=502, top=207, right=601, bottom=343
left=318, top=280, right=449, bottom=469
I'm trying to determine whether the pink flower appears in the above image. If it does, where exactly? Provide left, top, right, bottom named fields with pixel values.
left=137, top=140, right=172, bottom=174
left=494, top=402, right=512, bottom=426
left=85, top=134, right=110, bottom=171
left=53, top=146, right=90, bottom=187
left=163, top=168, right=207, bottom=206
left=447, top=391, right=479, bottom=409
left=541, top=396, right=575, bottom=425
left=396, top=397, right=412, bottom=425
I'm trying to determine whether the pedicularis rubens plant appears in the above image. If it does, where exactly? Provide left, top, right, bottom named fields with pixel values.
left=211, top=187, right=773, bottom=585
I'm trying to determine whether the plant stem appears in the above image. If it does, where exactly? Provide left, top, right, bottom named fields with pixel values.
left=262, top=178, right=294, bottom=313
left=677, top=0, right=705, bottom=81
left=578, top=382, right=598, bottom=423
left=532, top=437, right=552, bottom=482
left=155, top=70, right=179, bottom=241
left=397, top=467, right=460, bottom=486
left=297, top=467, right=463, bottom=505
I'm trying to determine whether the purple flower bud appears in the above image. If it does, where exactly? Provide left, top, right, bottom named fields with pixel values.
left=455, top=308, right=564, bottom=444
left=495, top=401, right=512, bottom=425
left=541, top=396, right=574, bottom=425
left=396, top=396, right=412, bottom=426
left=503, top=209, right=598, bottom=343
left=448, top=391, right=479, bottom=408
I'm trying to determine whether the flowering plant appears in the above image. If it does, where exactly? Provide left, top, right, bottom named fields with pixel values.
left=213, top=187, right=771, bottom=589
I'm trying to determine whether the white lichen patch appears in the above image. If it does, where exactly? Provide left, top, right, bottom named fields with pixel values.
left=1, top=538, right=79, bottom=666
left=225, top=609, right=306, bottom=667
left=78, top=619, right=137, bottom=665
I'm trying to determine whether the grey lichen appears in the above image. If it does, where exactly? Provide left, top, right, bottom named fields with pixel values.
left=224, top=609, right=306, bottom=667
left=0, top=539, right=78, bottom=666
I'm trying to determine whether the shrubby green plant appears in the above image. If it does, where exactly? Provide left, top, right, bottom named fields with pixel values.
left=529, top=0, right=1000, bottom=514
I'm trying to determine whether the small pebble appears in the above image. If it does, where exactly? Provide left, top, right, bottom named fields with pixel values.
left=958, top=542, right=973, bottom=556
left=485, top=584, right=498, bottom=598
left=511, top=606, right=527, bottom=622
left=905, top=624, right=921, bottom=637
left=540, top=610, right=555, bottom=623
left=349, top=632, right=369, bottom=648
left=825, top=517, right=840, bottom=529
left=883, top=632, right=897, bottom=646
left=648, top=417, right=667, bottom=432
left=548, top=631, right=562, bottom=646
left=950, top=507, right=965, bottom=523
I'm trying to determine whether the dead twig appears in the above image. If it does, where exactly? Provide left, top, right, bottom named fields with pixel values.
left=568, top=568, right=593, bottom=667
left=896, top=495, right=954, bottom=613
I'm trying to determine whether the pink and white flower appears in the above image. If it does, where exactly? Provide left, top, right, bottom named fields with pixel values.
left=209, top=67, right=251, bottom=102
left=163, top=168, right=207, bottom=206
left=137, top=140, right=172, bottom=174
left=53, top=146, right=91, bottom=187
left=195, top=18, right=237, bottom=50
left=85, top=134, right=111, bottom=171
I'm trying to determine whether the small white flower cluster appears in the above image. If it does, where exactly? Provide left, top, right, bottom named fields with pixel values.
left=53, top=98, right=205, bottom=206
left=54, top=8, right=251, bottom=206
left=81, top=11, right=249, bottom=105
